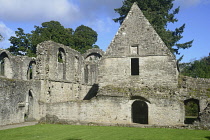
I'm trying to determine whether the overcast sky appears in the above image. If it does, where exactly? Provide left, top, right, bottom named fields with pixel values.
left=0, top=0, right=209, bottom=62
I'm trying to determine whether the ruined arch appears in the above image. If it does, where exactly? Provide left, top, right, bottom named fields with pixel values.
left=184, top=98, right=200, bottom=124
left=27, top=61, right=36, bottom=80
left=85, top=53, right=102, bottom=61
left=83, top=48, right=104, bottom=59
left=0, top=52, right=12, bottom=78
left=132, top=100, right=149, bottom=124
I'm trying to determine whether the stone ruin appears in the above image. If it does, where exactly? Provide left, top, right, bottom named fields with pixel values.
left=0, top=3, right=210, bottom=128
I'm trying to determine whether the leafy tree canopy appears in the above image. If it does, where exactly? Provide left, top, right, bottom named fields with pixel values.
left=73, top=25, right=98, bottom=54
left=8, top=21, right=99, bottom=56
left=180, top=55, right=210, bottom=78
left=114, top=0, right=193, bottom=55
left=8, top=28, right=34, bottom=56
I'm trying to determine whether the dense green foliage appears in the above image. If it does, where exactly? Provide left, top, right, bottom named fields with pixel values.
left=8, top=28, right=34, bottom=56
left=180, top=56, right=210, bottom=78
left=0, top=124, right=210, bottom=140
left=7, top=21, right=98, bottom=56
left=73, top=25, right=98, bottom=53
left=114, top=0, right=193, bottom=55
left=185, top=101, right=199, bottom=116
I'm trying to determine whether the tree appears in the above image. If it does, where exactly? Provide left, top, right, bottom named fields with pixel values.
left=180, top=55, right=210, bottom=78
left=114, top=0, right=193, bottom=55
left=31, top=21, right=74, bottom=49
left=73, top=25, right=98, bottom=53
left=7, top=28, right=34, bottom=56
left=8, top=21, right=99, bottom=56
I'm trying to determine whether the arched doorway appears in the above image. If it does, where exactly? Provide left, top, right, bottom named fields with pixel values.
left=0, top=52, right=12, bottom=78
left=132, top=100, right=148, bottom=124
left=25, top=90, right=34, bottom=121
left=184, top=99, right=200, bottom=124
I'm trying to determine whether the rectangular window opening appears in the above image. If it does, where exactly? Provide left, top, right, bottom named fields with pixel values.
left=130, top=45, right=139, bottom=55
left=131, top=58, right=139, bottom=75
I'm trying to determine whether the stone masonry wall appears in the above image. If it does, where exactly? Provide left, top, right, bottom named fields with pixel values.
left=99, top=56, right=177, bottom=88
left=43, top=95, right=184, bottom=125
left=98, top=3, right=178, bottom=89
left=0, top=78, right=41, bottom=126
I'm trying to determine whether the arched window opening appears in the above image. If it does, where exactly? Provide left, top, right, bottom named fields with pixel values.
left=74, top=56, right=79, bottom=73
left=0, top=59, right=4, bottom=76
left=0, top=52, right=12, bottom=78
left=57, top=48, right=66, bottom=80
left=27, top=61, right=36, bottom=80
left=58, top=48, right=65, bottom=63
left=85, top=53, right=102, bottom=62
left=132, top=100, right=148, bottom=124
left=184, top=99, right=200, bottom=124
left=84, top=65, right=89, bottom=83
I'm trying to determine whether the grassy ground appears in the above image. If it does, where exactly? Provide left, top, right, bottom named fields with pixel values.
left=0, top=124, right=209, bottom=140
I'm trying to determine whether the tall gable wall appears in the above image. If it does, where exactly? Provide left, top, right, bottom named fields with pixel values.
left=98, top=3, right=178, bottom=88
left=106, top=3, right=172, bottom=57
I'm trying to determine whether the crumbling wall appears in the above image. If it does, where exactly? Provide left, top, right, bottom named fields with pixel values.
left=0, top=49, right=36, bottom=80
left=43, top=81, right=94, bottom=103
left=0, top=78, right=41, bottom=126
left=36, top=41, right=83, bottom=83
left=198, top=103, right=210, bottom=128
left=178, top=76, right=210, bottom=112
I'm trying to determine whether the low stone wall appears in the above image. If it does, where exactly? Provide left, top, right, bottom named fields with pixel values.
left=43, top=96, right=132, bottom=124
left=42, top=94, right=184, bottom=125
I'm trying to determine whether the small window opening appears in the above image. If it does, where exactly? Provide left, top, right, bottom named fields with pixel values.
left=130, top=45, right=139, bottom=55
left=131, top=58, right=139, bottom=75
left=84, top=65, right=88, bottom=84
left=58, top=51, right=63, bottom=63
left=29, top=65, right=33, bottom=79
left=58, top=48, right=65, bottom=63
left=0, top=59, right=5, bottom=76
left=27, top=61, right=36, bottom=80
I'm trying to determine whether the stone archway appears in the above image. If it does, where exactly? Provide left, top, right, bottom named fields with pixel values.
left=132, top=100, right=148, bottom=124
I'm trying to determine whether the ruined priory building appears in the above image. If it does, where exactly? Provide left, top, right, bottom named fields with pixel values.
left=0, top=3, right=210, bottom=127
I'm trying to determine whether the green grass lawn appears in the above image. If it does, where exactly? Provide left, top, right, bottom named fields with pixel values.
left=0, top=124, right=209, bottom=140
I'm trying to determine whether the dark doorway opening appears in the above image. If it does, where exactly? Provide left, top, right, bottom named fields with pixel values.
left=131, top=58, right=139, bottom=75
left=184, top=99, right=200, bottom=124
left=132, top=100, right=148, bottom=124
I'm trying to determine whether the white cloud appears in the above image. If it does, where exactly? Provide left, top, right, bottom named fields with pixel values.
left=0, top=22, right=15, bottom=49
left=86, top=17, right=116, bottom=33
left=76, top=0, right=122, bottom=33
left=0, top=0, right=123, bottom=29
left=0, top=0, right=80, bottom=24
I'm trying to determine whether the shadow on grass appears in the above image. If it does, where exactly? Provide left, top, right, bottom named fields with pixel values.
left=205, top=136, right=210, bottom=140
left=66, top=139, right=82, bottom=140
